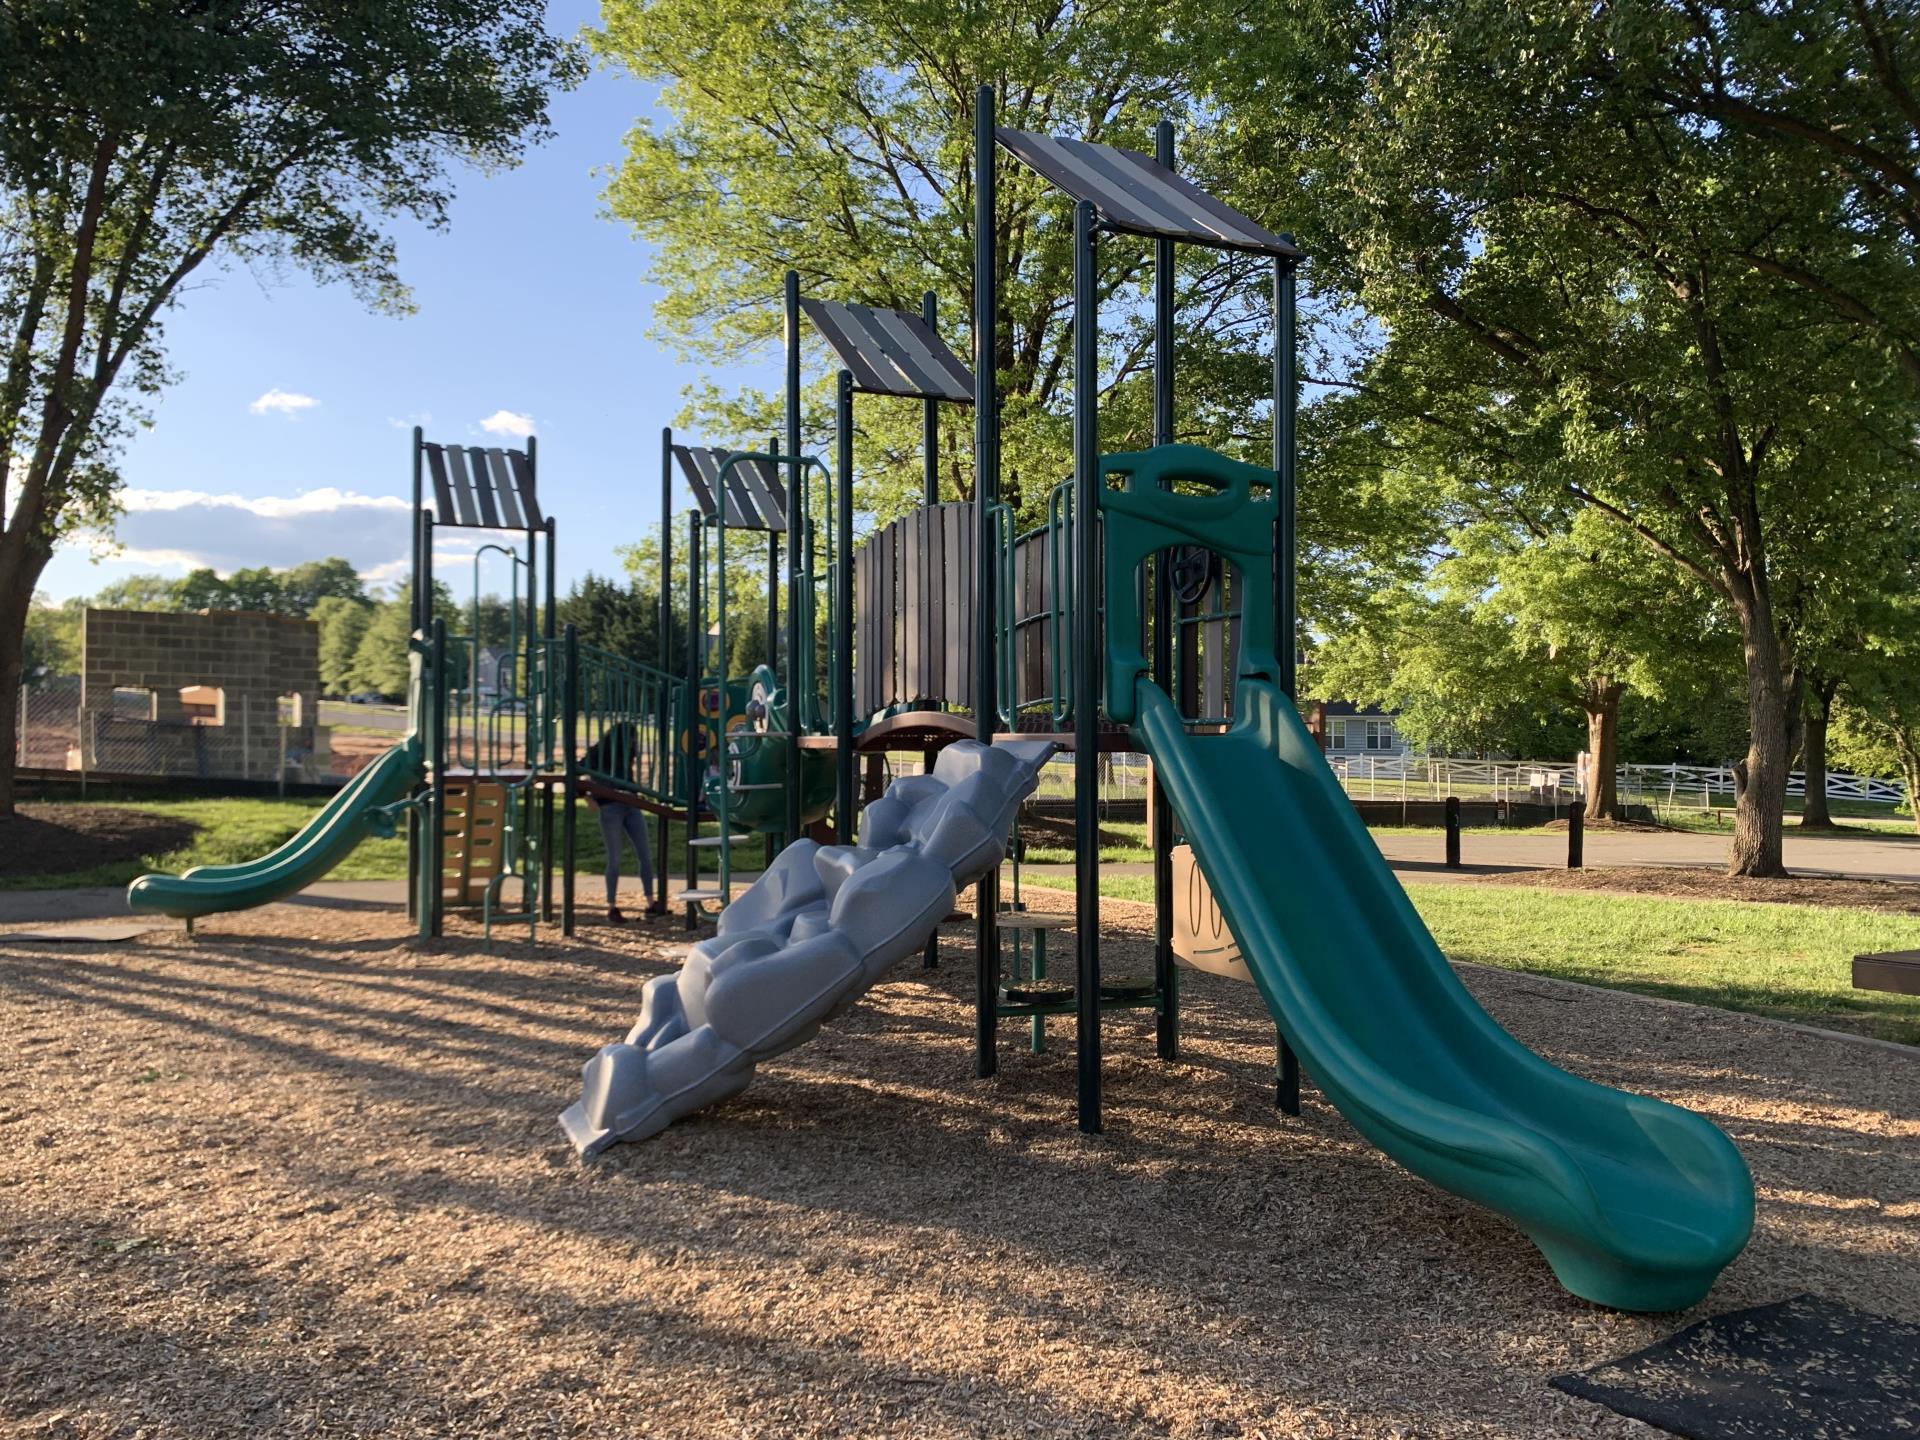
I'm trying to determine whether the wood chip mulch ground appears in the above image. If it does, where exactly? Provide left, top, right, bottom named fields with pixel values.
left=1, top=889, right=1914, bottom=1438
left=0, top=804, right=197, bottom=880
left=1475, top=863, right=1920, bottom=915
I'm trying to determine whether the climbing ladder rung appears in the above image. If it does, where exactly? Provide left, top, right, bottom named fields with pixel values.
left=689, top=833, right=756, bottom=848
left=728, top=782, right=784, bottom=792
left=679, top=888, right=727, bottom=904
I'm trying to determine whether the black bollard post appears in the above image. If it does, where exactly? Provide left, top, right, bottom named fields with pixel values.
left=1568, top=800, right=1585, bottom=869
left=1445, top=795, right=1462, bottom=869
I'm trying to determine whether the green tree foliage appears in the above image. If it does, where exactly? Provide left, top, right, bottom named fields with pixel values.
left=0, top=1, right=580, bottom=811
left=21, top=594, right=80, bottom=679
left=350, top=597, right=417, bottom=701
left=89, top=573, right=179, bottom=610
left=1204, top=0, right=1920, bottom=873
left=592, top=0, right=1287, bottom=524
left=313, top=596, right=374, bottom=697
left=278, top=559, right=367, bottom=616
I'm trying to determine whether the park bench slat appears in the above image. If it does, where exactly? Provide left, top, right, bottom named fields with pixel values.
left=1853, top=950, right=1920, bottom=996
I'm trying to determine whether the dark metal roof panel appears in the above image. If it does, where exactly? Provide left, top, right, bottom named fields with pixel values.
left=419, top=441, right=541, bottom=529
left=673, top=445, right=787, bottom=530
left=799, top=297, right=974, bottom=403
left=995, top=128, right=1301, bottom=259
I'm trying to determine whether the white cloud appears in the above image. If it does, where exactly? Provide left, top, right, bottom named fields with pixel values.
left=249, top=388, right=319, bottom=417
left=84, top=487, right=411, bottom=580
left=479, top=409, right=535, bottom=439
left=387, top=410, right=433, bottom=431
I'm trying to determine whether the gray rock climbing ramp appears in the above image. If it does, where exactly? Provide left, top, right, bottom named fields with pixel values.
left=561, top=738, right=1058, bottom=1157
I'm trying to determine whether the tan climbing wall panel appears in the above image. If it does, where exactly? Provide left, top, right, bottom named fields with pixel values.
left=1172, top=843, right=1250, bottom=983
left=441, top=781, right=508, bottom=905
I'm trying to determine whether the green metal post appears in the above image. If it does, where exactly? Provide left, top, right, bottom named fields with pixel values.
left=1072, top=197, right=1102, bottom=1134
left=1151, top=117, right=1179, bottom=1062
left=784, top=272, right=805, bottom=848
left=973, top=82, right=1002, bottom=1079
left=834, top=371, right=856, bottom=837
left=562, top=623, right=578, bottom=936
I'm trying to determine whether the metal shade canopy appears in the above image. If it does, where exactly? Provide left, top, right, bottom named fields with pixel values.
left=799, top=298, right=976, bottom=404
left=421, top=442, right=544, bottom=530
left=996, top=128, right=1302, bottom=259
left=672, top=445, right=789, bottom=532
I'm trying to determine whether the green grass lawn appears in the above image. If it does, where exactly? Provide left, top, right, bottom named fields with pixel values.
left=1080, top=873, right=1920, bottom=1043
left=4, top=796, right=735, bottom=893
left=1655, top=798, right=1915, bottom=839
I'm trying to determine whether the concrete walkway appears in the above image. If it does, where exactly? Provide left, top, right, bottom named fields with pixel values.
left=0, top=880, right=410, bottom=925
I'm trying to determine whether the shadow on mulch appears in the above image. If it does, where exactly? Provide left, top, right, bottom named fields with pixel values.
left=0, top=804, right=198, bottom=879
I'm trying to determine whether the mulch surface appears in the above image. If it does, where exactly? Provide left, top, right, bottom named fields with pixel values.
left=0, top=804, right=197, bottom=880
left=1, top=889, right=1915, bottom=1438
left=1476, top=864, right=1920, bottom=915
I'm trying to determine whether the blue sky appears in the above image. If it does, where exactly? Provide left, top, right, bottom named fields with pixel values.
left=39, top=1, right=764, bottom=606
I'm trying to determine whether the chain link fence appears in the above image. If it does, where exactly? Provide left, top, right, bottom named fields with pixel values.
left=15, top=681, right=332, bottom=790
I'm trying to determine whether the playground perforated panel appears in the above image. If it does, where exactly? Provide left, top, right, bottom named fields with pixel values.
left=798, top=299, right=975, bottom=403
left=671, top=446, right=788, bottom=532
left=995, top=129, right=1302, bottom=259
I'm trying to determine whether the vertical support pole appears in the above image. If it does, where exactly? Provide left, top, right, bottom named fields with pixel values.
left=1445, top=794, right=1462, bottom=869
left=428, top=618, right=448, bottom=940
left=834, top=371, right=857, bottom=838
left=973, top=84, right=1002, bottom=1080
left=1150, top=118, right=1179, bottom=1063
left=524, top=438, right=541, bottom=766
left=562, top=624, right=579, bottom=935
left=1072, top=197, right=1102, bottom=1135
left=1272, top=238, right=1302, bottom=1110
left=1568, top=800, right=1584, bottom=869
left=542, top=515, right=557, bottom=921
left=658, top=425, right=674, bottom=909
left=920, top=291, right=945, bottom=968
left=411, top=428, right=425, bottom=630
left=784, top=272, right=805, bottom=848
left=685, top=512, right=702, bottom=928
left=1274, top=245, right=1298, bottom=701
left=1276, top=1023, right=1301, bottom=1115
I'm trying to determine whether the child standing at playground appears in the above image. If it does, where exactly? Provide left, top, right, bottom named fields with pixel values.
left=582, top=725, right=666, bottom=924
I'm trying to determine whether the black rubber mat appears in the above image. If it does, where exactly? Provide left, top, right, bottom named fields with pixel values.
left=1552, top=1294, right=1919, bottom=1439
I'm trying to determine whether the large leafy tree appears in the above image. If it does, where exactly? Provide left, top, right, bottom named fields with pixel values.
left=0, top=1, right=580, bottom=812
left=593, top=0, right=1311, bottom=521
left=1204, top=0, right=1920, bottom=875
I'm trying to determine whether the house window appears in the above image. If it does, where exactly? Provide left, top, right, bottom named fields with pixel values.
left=1365, top=719, right=1396, bottom=751
left=1328, top=718, right=1351, bottom=750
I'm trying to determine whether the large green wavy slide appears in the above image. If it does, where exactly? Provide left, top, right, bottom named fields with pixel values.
left=1135, top=677, right=1754, bottom=1311
left=127, top=737, right=422, bottom=921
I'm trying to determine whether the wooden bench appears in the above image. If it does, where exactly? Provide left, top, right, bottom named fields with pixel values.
left=1852, top=950, right=1920, bottom=996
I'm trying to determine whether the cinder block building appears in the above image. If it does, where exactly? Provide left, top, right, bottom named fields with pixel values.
left=78, top=609, right=330, bottom=780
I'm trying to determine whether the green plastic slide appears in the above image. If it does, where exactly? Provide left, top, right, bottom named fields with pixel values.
left=1134, top=676, right=1754, bottom=1310
left=127, top=737, right=422, bottom=921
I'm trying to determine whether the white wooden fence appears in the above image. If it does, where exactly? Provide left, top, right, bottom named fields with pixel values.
left=1323, top=755, right=1908, bottom=809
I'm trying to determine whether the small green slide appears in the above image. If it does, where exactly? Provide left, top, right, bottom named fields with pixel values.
left=1135, top=677, right=1755, bottom=1310
left=127, top=737, right=422, bottom=921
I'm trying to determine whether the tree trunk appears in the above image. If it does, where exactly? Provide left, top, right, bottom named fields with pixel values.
left=0, top=541, right=50, bottom=816
left=1799, top=674, right=1841, bottom=829
left=1894, top=730, right=1920, bottom=838
left=1728, top=593, right=1791, bottom=877
left=1582, top=676, right=1625, bottom=821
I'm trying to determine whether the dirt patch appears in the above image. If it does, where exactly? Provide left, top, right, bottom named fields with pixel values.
left=0, top=889, right=1914, bottom=1438
left=0, top=804, right=197, bottom=880
left=1476, top=863, right=1920, bottom=914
